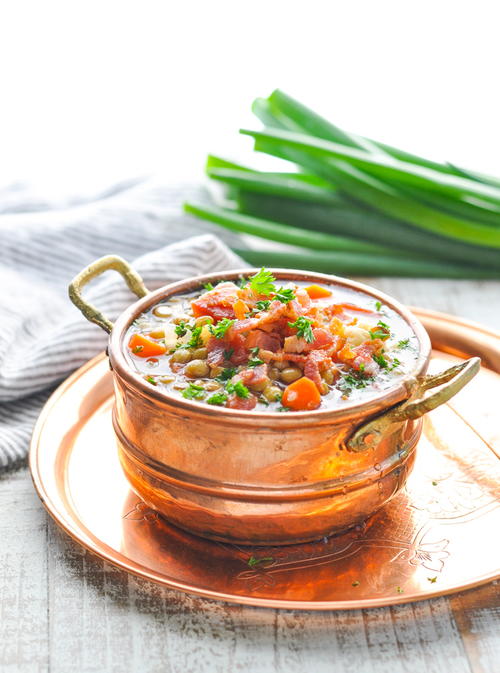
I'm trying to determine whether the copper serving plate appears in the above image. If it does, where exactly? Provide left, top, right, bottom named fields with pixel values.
left=29, top=309, right=500, bottom=609
left=66, top=258, right=479, bottom=545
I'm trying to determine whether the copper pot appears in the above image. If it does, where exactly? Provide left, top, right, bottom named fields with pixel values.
left=69, top=256, right=479, bottom=545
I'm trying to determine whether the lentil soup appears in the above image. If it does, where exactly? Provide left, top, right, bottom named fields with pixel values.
left=125, top=268, right=418, bottom=412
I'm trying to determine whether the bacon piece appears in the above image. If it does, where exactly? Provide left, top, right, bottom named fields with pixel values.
left=335, top=338, right=384, bottom=376
left=207, top=332, right=248, bottom=367
left=191, top=282, right=239, bottom=320
left=245, top=330, right=281, bottom=352
left=226, top=393, right=257, bottom=410
left=235, top=364, right=269, bottom=388
left=304, top=350, right=334, bottom=390
left=284, top=328, right=334, bottom=354
left=206, top=337, right=228, bottom=367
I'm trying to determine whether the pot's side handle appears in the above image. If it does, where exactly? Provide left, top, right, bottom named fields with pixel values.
left=346, top=357, right=481, bottom=452
left=68, top=255, right=149, bottom=334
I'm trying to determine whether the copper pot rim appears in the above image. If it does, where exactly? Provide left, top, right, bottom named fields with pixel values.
left=109, top=268, right=431, bottom=424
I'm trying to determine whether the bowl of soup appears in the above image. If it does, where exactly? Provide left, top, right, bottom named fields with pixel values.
left=69, top=256, right=479, bottom=545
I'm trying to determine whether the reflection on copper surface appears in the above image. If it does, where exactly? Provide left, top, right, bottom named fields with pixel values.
left=29, top=309, right=500, bottom=609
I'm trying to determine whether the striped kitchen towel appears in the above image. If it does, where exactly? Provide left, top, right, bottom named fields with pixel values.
left=0, top=177, right=246, bottom=469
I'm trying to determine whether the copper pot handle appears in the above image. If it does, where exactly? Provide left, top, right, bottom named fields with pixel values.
left=346, top=356, right=481, bottom=452
left=68, top=255, right=149, bottom=334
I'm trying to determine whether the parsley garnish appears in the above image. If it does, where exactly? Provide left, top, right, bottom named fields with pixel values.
left=203, top=282, right=214, bottom=291
left=206, top=392, right=228, bottom=406
left=372, top=352, right=389, bottom=369
left=215, top=367, right=236, bottom=382
left=238, top=276, right=248, bottom=289
left=288, top=316, right=314, bottom=343
left=372, top=352, right=400, bottom=371
left=144, top=375, right=157, bottom=385
left=182, top=383, right=206, bottom=400
left=210, top=319, right=235, bottom=339
left=226, top=380, right=250, bottom=398
left=396, top=586, right=404, bottom=594
left=274, top=287, right=295, bottom=304
left=427, top=576, right=437, bottom=583
left=397, top=338, right=410, bottom=349
left=370, top=321, right=391, bottom=340
left=223, top=347, right=234, bottom=360
left=249, top=268, right=276, bottom=296
left=375, top=301, right=382, bottom=311
left=132, top=345, right=144, bottom=354
left=183, top=326, right=203, bottom=349
left=277, top=405, right=290, bottom=412
left=248, top=358, right=264, bottom=368
left=255, top=300, right=271, bottom=311
left=247, top=346, right=264, bottom=368
left=175, top=321, right=188, bottom=337
left=247, top=556, right=273, bottom=568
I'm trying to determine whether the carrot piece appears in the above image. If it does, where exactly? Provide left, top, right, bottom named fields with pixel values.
left=282, top=376, right=321, bottom=411
left=233, top=299, right=249, bottom=320
left=305, top=284, right=332, bottom=299
left=128, top=333, right=167, bottom=358
left=332, top=302, right=373, bottom=314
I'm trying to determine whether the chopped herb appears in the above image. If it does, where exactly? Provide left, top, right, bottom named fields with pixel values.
left=226, top=380, right=250, bottom=398
left=396, top=586, right=404, bottom=593
left=397, top=338, right=410, bottom=349
left=238, top=275, right=248, bottom=289
left=175, top=321, right=188, bottom=337
left=370, top=324, right=391, bottom=340
left=247, top=556, right=273, bottom=568
left=375, top=301, right=382, bottom=311
left=249, top=268, right=276, bottom=296
left=248, top=358, right=264, bottom=368
left=255, top=300, right=271, bottom=311
left=432, top=480, right=438, bottom=486
left=258, top=396, right=270, bottom=406
left=182, top=383, right=206, bottom=400
left=206, top=391, right=228, bottom=406
left=372, top=352, right=389, bottom=369
left=215, top=367, right=236, bottom=382
left=144, top=375, right=157, bottom=385
left=223, top=347, right=234, bottom=360
left=210, top=318, right=235, bottom=339
left=248, top=348, right=264, bottom=367
left=274, top=287, right=295, bottom=303
left=427, top=576, right=437, bottom=583
left=339, top=369, right=374, bottom=396
left=378, top=320, right=390, bottom=330
left=352, top=580, right=360, bottom=587
left=203, top=282, right=214, bottom=291
left=132, top=345, right=144, bottom=354
left=277, top=405, right=290, bottom=412
left=288, top=316, right=314, bottom=343
left=372, top=352, right=400, bottom=371
left=185, top=326, right=203, bottom=349
left=359, top=363, right=365, bottom=372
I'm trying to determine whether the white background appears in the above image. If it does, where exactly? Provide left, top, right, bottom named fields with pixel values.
left=0, top=1, right=499, bottom=197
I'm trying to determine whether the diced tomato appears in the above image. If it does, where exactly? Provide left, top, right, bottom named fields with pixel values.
left=128, top=334, right=166, bottom=358
left=282, top=377, right=321, bottom=411
left=305, top=284, right=332, bottom=299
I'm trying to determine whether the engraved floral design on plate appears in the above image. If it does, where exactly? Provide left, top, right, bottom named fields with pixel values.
left=30, top=310, right=500, bottom=609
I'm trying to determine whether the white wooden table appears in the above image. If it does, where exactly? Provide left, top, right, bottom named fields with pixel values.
left=1, top=278, right=499, bottom=673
